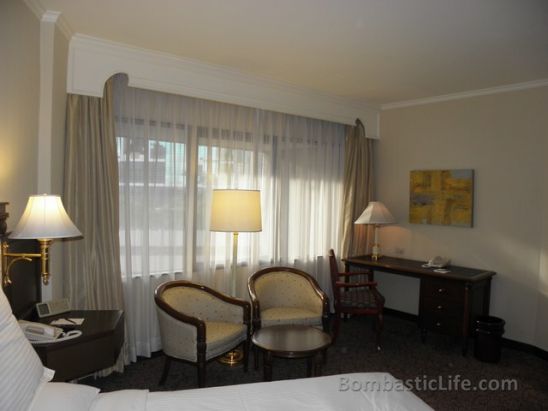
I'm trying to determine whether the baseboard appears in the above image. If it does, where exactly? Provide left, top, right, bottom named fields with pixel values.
left=501, top=337, right=548, bottom=361
left=383, top=308, right=548, bottom=361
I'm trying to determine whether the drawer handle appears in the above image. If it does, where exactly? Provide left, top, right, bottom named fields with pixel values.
left=437, top=288, right=446, bottom=293
left=436, top=305, right=443, bottom=310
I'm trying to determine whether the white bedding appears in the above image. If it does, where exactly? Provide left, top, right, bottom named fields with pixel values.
left=36, top=373, right=433, bottom=411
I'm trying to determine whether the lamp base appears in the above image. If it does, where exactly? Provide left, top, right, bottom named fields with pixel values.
left=371, top=243, right=382, bottom=261
left=217, top=348, right=244, bottom=366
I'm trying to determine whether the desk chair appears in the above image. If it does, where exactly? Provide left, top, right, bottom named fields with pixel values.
left=329, top=249, right=385, bottom=349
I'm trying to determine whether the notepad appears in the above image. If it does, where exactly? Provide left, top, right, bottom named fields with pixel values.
left=50, top=318, right=85, bottom=326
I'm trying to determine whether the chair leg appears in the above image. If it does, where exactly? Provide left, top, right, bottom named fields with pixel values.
left=254, top=344, right=260, bottom=370
left=198, top=361, right=206, bottom=388
left=322, top=348, right=328, bottom=365
left=159, top=355, right=171, bottom=385
left=243, top=340, right=250, bottom=372
left=322, top=314, right=330, bottom=334
left=375, top=313, right=384, bottom=351
left=332, top=313, right=341, bottom=344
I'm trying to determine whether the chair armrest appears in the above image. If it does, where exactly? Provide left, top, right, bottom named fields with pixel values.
left=155, top=294, right=206, bottom=361
left=338, top=270, right=374, bottom=281
left=155, top=305, right=205, bottom=362
left=337, top=271, right=371, bottom=277
left=335, top=281, right=378, bottom=288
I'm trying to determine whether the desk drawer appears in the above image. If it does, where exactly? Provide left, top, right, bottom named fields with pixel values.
left=421, top=278, right=464, bottom=303
left=420, top=312, right=463, bottom=335
left=420, top=296, right=462, bottom=318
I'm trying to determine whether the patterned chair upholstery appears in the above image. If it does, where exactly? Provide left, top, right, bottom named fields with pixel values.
left=155, top=280, right=251, bottom=388
left=248, top=267, right=329, bottom=332
left=329, top=249, right=385, bottom=349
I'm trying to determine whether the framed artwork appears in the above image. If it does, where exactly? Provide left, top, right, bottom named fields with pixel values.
left=409, top=169, right=474, bottom=227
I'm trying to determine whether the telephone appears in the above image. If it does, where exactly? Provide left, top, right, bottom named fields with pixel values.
left=35, top=298, right=71, bottom=318
left=18, top=320, right=82, bottom=344
left=425, top=256, right=450, bottom=268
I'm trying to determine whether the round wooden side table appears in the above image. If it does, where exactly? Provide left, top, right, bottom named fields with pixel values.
left=252, top=324, right=332, bottom=381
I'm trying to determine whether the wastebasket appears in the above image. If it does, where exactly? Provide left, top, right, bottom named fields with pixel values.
left=474, top=316, right=505, bottom=363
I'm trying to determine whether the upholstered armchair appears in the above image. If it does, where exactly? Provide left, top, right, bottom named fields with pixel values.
left=155, top=280, right=251, bottom=388
left=248, top=267, right=330, bottom=333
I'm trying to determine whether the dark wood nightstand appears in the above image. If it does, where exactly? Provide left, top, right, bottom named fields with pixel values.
left=34, top=310, right=124, bottom=381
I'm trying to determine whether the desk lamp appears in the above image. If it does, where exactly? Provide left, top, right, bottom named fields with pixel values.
left=355, top=201, right=395, bottom=261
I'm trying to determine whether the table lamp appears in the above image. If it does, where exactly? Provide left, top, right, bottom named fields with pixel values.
left=355, top=201, right=395, bottom=261
left=1, top=194, right=81, bottom=287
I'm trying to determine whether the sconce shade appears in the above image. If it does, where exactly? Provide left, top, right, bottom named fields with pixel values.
left=355, top=201, right=396, bottom=225
left=210, top=189, right=262, bottom=232
left=9, top=194, right=81, bottom=240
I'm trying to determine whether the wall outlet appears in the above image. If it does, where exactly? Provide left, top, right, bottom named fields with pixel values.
left=394, top=247, right=405, bottom=256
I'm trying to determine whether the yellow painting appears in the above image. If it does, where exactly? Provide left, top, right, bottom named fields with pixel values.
left=409, top=169, right=474, bottom=227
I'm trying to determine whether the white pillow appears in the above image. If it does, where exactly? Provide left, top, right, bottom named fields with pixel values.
left=28, top=382, right=99, bottom=411
left=0, top=287, right=53, bottom=411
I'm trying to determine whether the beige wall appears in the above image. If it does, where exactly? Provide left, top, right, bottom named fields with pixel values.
left=1, top=1, right=69, bottom=300
left=0, top=0, right=40, bottom=218
left=377, top=86, right=548, bottom=349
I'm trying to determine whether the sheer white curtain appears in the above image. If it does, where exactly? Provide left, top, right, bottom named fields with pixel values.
left=113, top=75, right=345, bottom=361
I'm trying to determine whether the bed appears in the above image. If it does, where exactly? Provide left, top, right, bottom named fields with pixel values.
left=0, top=286, right=432, bottom=411
left=28, top=372, right=433, bottom=411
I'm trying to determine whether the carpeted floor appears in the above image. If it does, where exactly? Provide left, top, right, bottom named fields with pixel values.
left=82, top=315, right=548, bottom=410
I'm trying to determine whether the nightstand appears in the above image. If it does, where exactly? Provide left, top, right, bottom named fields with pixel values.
left=34, top=310, right=124, bottom=381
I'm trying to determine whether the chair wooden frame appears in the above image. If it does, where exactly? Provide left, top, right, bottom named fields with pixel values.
left=155, top=280, right=251, bottom=387
left=329, top=249, right=385, bottom=349
left=248, top=266, right=330, bottom=333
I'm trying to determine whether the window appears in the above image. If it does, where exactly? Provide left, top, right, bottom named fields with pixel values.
left=114, top=77, right=345, bottom=288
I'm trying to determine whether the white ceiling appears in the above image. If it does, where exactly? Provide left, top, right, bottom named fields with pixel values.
left=33, top=0, right=548, bottom=105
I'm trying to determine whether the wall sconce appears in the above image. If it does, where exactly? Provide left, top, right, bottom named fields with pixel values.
left=1, top=195, right=81, bottom=287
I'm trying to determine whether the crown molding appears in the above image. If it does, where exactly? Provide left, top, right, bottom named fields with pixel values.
left=382, top=78, right=548, bottom=110
left=46, top=11, right=72, bottom=40
left=67, top=34, right=381, bottom=137
left=23, top=1, right=73, bottom=39
left=23, top=0, right=45, bottom=20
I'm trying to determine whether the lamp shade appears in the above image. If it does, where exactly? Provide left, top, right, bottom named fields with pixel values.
left=355, top=201, right=395, bottom=225
left=210, top=189, right=262, bottom=232
left=9, top=194, right=81, bottom=240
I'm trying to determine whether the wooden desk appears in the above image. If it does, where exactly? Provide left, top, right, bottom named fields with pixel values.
left=343, top=255, right=495, bottom=354
left=34, top=310, right=124, bottom=381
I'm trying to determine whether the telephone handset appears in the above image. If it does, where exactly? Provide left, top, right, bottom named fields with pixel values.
left=18, top=320, right=82, bottom=344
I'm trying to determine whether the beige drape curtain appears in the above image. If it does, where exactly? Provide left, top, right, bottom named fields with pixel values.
left=340, top=119, right=374, bottom=258
left=63, top=79, right=124, bottom=311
